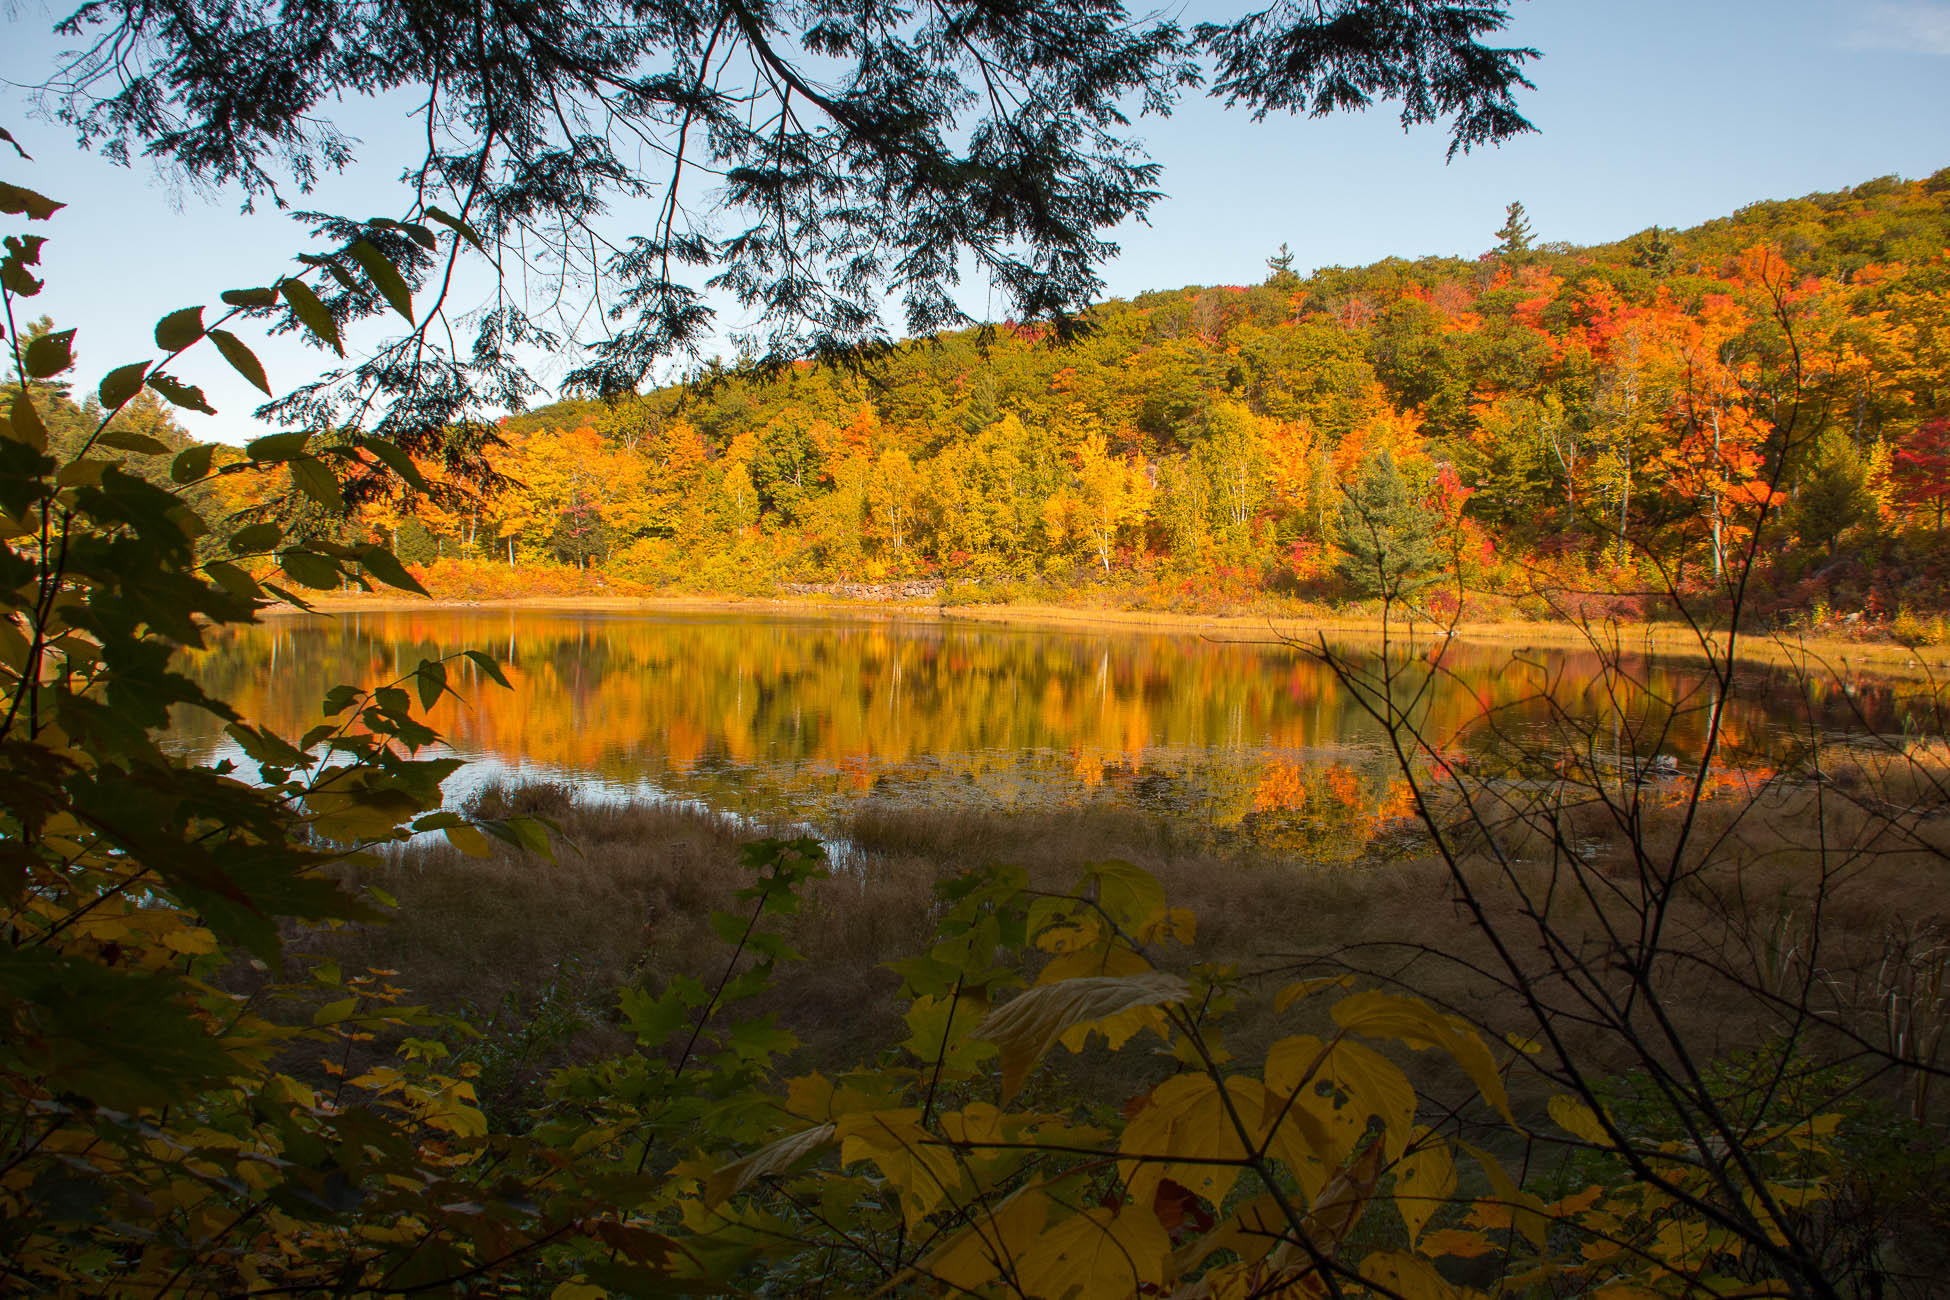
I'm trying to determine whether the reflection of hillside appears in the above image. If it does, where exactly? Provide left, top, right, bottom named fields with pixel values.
left=175, top=612, right=1898, bottom=845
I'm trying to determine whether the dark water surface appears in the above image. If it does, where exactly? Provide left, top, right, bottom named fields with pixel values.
left=174, top=610, right=1916, bottom=851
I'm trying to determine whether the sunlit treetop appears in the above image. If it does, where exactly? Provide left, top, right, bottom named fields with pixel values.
left=31, top=0, right=1536, bottom=443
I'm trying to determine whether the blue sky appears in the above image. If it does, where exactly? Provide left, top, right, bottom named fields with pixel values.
left=3, top=0, right=1948, bottom=443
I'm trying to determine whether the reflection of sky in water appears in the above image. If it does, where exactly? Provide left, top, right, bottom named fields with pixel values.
left=170, top=610, right=1916, bottom=846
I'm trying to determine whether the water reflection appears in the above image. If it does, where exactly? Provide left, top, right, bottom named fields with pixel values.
left=175, top=610, right=1910, bottom=856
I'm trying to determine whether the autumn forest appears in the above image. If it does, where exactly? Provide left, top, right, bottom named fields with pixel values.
left=66, top=169, right=1926, bottom=628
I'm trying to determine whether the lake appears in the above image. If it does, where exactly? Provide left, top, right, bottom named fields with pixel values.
left=174, top=609, right=1913, bottom=855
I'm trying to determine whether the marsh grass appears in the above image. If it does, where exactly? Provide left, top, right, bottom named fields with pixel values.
left=299, top=767, right=1950, bottom=1137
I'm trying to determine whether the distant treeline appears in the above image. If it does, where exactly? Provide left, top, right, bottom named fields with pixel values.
left=34, top=169, right=1950, bottom=621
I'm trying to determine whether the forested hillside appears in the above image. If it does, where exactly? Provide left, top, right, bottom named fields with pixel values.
left=114, top=170, right=1950, bottom=622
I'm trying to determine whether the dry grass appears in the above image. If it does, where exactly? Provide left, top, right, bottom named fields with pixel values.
left=300, top=761, right=1950, bottom=1133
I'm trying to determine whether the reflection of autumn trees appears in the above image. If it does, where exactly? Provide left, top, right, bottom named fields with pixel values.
left=178, top=614, right=1898, bottom=844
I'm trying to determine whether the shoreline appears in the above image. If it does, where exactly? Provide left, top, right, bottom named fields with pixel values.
left=275, top=592, right=1950, bottom=675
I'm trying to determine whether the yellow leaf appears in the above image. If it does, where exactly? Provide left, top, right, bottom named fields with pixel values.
left=783, top=1072, right=878, bottom=1123
left=1084, top=859, right=1168, bottom=933
left=785, top=1072, right=835, bottom=1121
left=161, top=926, right=219, bottom=955
left=550, top=1281, right=607, bottom=1300
left=1138, top=905, right=1197, bottom=945
left=922, top=1185, right=1049, bottom=1293
left=706, top=1122, right=836, bottom=1207
left=444, top=823, right=492, bottom=857
left=419, top=1079, right=487, bottom=1138
left=836, top=1109, right=964, bottom=1227
left=1056, top=1002, right=1170, bottom=1055
left=1548, top=1094, right=1612, bottom=1147
left=1459, top=1143, right=1548, bottom=1251
left=1013, top=1203, right=1170, bottom=1300
left=1358, top=1249, right=1460, bottom=1299
left=1264, top=1034, right=1416, bottom=1165
left=1038, top=935, right=1151, bottom=983
left=1274, top=974, right=1354, bottom=1013
left=1419, top=1227, right=1496, bottom=1259
left=1119, top=1073, right=1266, bottom=1210
left=977, top=971, right=1191, bottom=1102
left=1392, top=1127, right=1455, bottom=1246
left=904, top=991, right=996, bottom=1070
left=939, top=1103, right=1005, bottom=1147
left=1331, top=991, right=1515, bottom=1126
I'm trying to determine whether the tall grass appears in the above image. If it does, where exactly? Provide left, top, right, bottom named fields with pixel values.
left=301, top=771, right=1950, bottom=1127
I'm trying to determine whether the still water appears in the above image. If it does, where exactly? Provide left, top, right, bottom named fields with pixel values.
left=174, top=610, right=1912, bottom=853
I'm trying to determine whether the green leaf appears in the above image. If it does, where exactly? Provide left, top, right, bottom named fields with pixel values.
left=357, top=435, right=431, bottom=492
left=299, top=252, right=360, bottom=294
left=202, top=560, right=262, bottom=600
left=279, top=277, right=343, bottom=355
left=228, top=521, right=283, bottom=555
left=24, top=328, right=74, bottom=378
left=288, top=455, right=345, bottom=511
left=209, top=328, right=272, bottom=395
left=361, top=544, right=427, bottom=597
left=6, top=392, right=48, bottom=451
left=313, top=996, right=359, bottom=1026
left=220, top=286, right=280, bottom=308
left=424, top=205, right=488, bottom=254
left=99, top=361, right=151, bottom=409
left=1, top=234, right=46, bottom=296
left=170, top=443, right=216, bottom=484
left=0, top=180, right=63, bottom=220
left=262, top=581, right=315, bottom=612
left=279, top=548, right=344, bottom=591
left=245, top=430, right=309, bottom=462
left=346, top=240, right=414, bottom=322
left=462, top=649, right=512, bottom=688
left=0, top=948, right=237, bottom=1110
left=226, top=722, right=306, bottom=767
left=321, top=684, right=362, bottom=716
left=154, top=306, right=206, bottom=352
left=500, top=815, right=554, bottom=861
left=146, top=372, right=216, bottom=414
left=619, top=985, right=692, bottom=1046
left=413, top=658, right=447, bottom=710
left=97, top=427, right=171, bottom=455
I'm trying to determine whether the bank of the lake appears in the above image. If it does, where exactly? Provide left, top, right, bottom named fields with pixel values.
left=281, top=589, right=1950, bottom=676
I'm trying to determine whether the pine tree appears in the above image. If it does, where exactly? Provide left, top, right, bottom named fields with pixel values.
left=1265, top=243, right=1299, bottom=290
left=1495, top=201, right=1535, bottom=255
left=1788, top=430, right=1877, bottom=558
left=1336, top=451, right=1444, bottom=600
left=1631, top=225, right=1675, bottom=276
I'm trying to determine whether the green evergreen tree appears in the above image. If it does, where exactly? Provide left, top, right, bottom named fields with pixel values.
left=1336, top=451, right=1445, bottom=600
left=1495, top=200, right=1535, bottom=255
left=1265, top=242, right=1300, bottom=290
left=1788, top=429, right=1877, bottom=558
left=1630, top=225, right=1675, bottom=276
